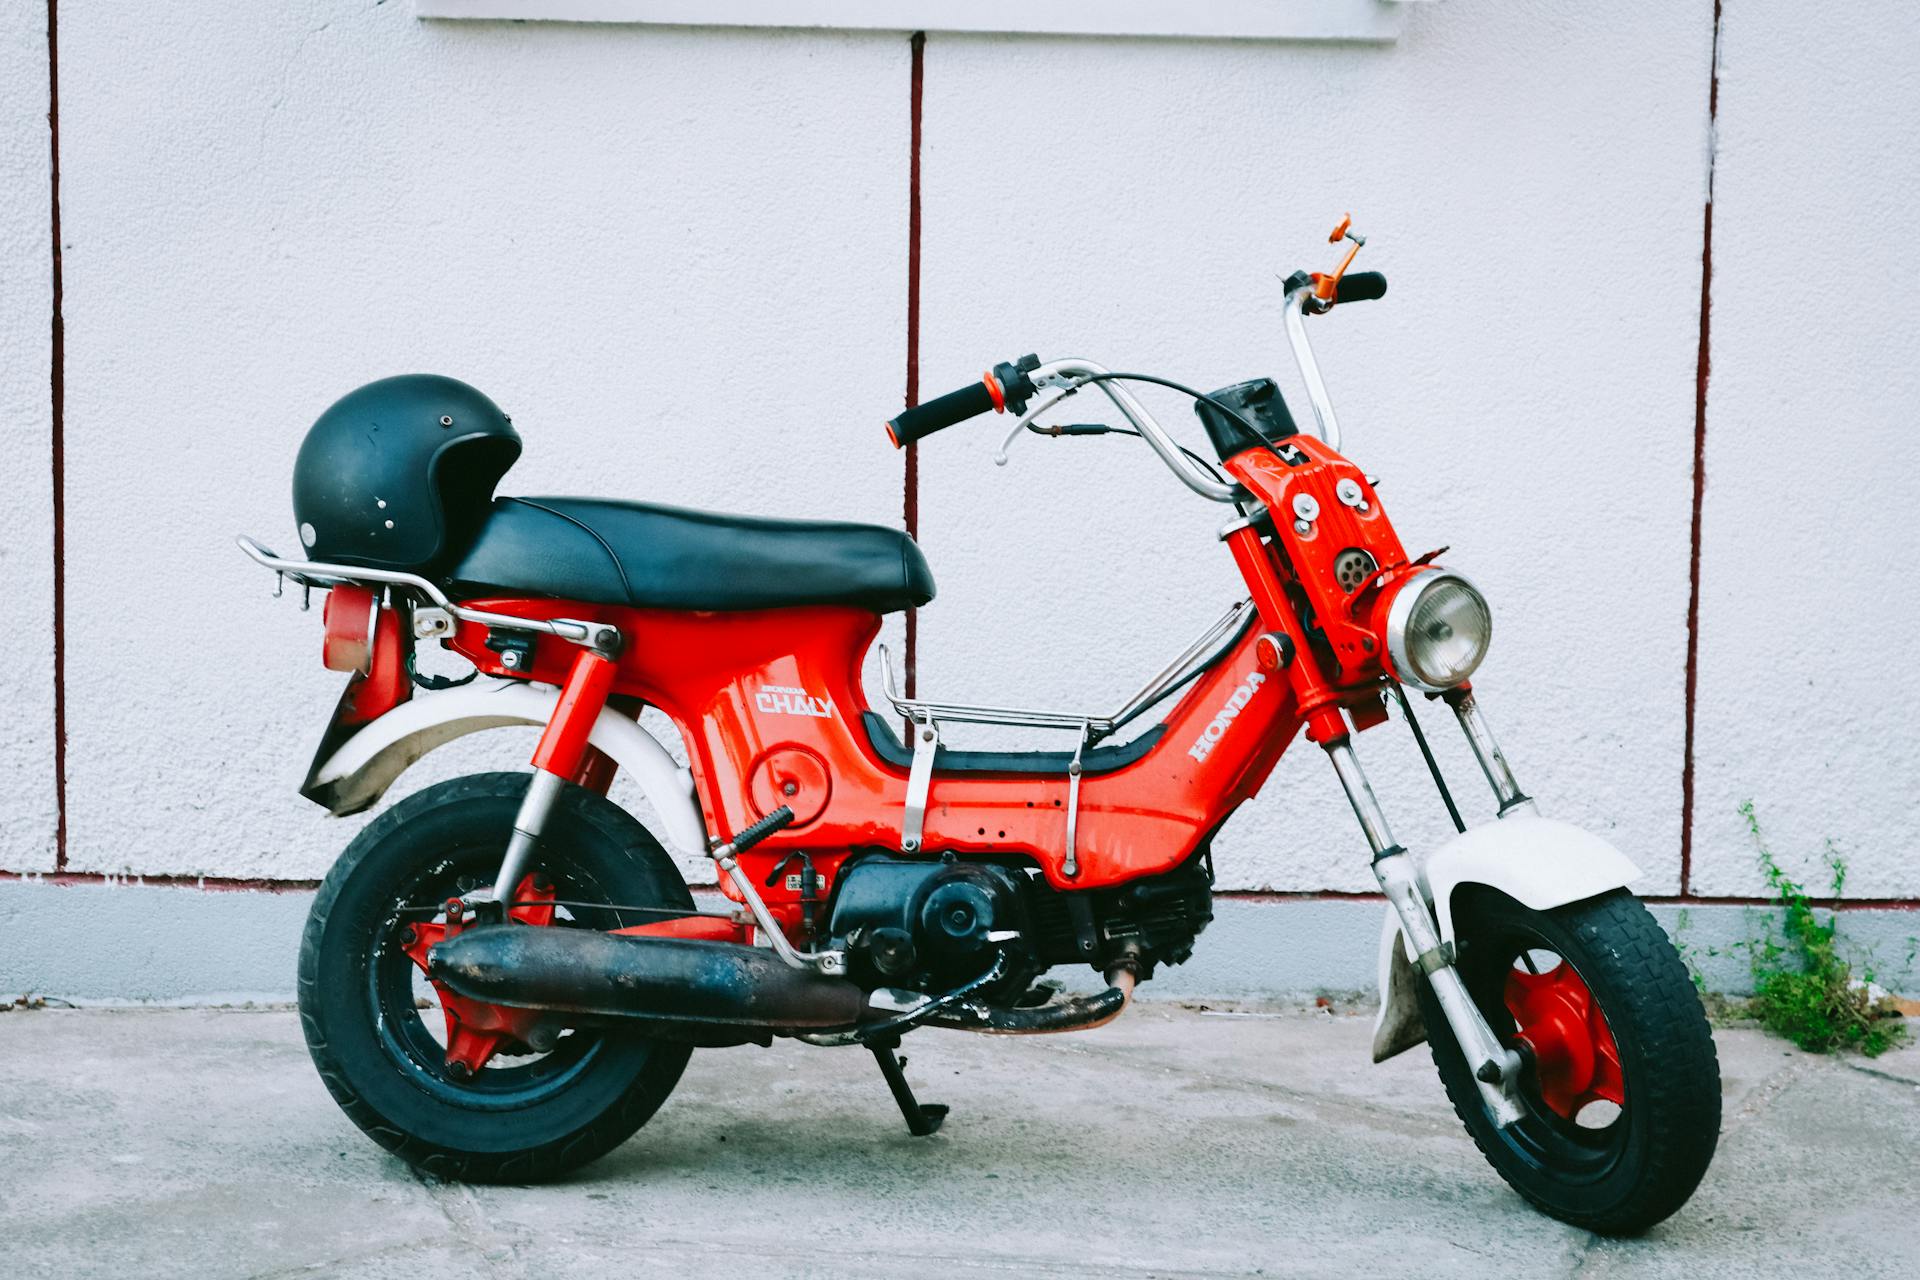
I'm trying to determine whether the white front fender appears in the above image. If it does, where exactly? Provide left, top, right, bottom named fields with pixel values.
left=1370, top=815, right=1641, bottom=1062
left=302, top=678, right=708, bottom=857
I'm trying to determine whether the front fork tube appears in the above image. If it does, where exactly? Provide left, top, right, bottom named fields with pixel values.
left=488, top=648, right=620, bottom=902
left=1326, top=737, right=1525, bottom=1127
left=1446, top=689, right=1536, bottom=818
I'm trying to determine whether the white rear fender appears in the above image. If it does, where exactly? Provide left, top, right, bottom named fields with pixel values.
left=1370, top=815, right=1641, bottom=1062
left=301, top=677, right=708, bottom=857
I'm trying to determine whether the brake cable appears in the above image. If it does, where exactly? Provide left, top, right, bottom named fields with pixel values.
left=406, top=650, right=477, bottom=691
left=1025, top=419, right=1232, bottom=486
left=1071, top=370, right=1303, bottom=471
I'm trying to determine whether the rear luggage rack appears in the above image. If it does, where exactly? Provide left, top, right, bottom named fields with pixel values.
left=235, top=534, right=611, bottom=647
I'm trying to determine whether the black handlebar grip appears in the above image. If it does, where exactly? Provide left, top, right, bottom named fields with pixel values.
left=886, top=379, right=998, bottom=448
left=1334, top=271, right=1388, bottom=305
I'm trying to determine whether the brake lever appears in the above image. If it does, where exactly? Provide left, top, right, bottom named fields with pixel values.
left=992, top=381, right=1077, bottom=466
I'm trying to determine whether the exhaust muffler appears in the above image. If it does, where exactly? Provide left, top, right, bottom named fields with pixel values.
left=428, top=925, right=864, bottom=1030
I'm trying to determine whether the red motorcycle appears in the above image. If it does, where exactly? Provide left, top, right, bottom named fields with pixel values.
left=241, top=223, right=1719, bottom=1232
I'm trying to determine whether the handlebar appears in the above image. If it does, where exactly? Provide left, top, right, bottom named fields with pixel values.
left=889, top=263, right=1385, bottom=484
left=994, top=358, right=1242, bottom=504
left=886, top=354, right=1041, bottom=448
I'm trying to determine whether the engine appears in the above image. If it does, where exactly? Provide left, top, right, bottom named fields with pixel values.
left=825, top=851, right=1214, bottom=998
left=826, top=857, right=1030, bottom=992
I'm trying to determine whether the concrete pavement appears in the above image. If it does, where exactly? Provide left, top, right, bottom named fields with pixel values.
left=0, top=1002, right=1915, bottom=1279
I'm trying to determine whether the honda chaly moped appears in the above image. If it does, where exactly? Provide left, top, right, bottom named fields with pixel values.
left=239, top=221, right=1720, bottom=1234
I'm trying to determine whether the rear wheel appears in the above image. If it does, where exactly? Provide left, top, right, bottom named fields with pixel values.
left=298, top=772, right=696, bottom=1183
left=1418, top=888, right=1720, bottom=1234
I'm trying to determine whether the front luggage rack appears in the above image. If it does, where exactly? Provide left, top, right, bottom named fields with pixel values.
left=877, top=597, right=1255, bottom=741
left=234, top=534, right=608, bottom=645
left=879, top=598, right=1255, bottom=877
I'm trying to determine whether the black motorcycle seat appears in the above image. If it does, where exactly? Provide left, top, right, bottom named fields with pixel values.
left=447, top=496, right=936, bottom=614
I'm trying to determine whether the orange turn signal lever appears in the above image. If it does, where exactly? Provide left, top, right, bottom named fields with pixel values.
left=1311, top=213, right=1367, bottom=304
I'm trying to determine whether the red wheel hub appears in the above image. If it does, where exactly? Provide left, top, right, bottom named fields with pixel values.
left=1503, top=959, right=1625, bottom=1120
left=399, top=874, right=556, bottom=1075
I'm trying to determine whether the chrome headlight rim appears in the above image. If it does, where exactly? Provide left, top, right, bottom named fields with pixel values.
left=1384, top=570, right=1491, bottom=692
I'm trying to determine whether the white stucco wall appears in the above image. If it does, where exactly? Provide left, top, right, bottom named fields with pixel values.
left=51, top=1, right=907, bottom=881
left=0, top=2, right=57, bottom=874
left=0, top=0, right=1915, bottom=920
left=1690, top=0, right=1920, bottom=898
left=917, top=3, right=1713, bottom=893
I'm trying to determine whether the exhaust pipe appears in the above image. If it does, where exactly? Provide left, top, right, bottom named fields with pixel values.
left=428, top=925, right=865, bottom=1030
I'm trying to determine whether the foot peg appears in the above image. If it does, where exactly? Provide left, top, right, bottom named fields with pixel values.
left=868, top=1039, right=948, bottom=1137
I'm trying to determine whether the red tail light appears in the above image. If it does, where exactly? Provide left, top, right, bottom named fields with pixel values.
left=322, top=584, right=378, bottom=674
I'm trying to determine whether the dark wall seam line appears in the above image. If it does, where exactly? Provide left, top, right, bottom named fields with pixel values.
left=1678, top=0, right=1722, bottom=899
left=902, top=29, right=925, bottom=706
left=47, top=0, right=67, bottom=873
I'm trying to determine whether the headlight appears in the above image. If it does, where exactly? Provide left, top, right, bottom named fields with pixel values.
left=1385, top=572, right=1491, bottom=690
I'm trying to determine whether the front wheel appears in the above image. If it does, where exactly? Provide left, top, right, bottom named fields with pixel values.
left=1418, top=888, right=1720, bottom=1235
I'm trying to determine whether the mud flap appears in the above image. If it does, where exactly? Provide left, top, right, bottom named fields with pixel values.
left=1371, top=906, right=1429, bottom=1062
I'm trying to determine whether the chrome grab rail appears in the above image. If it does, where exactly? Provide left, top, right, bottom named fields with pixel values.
left=234, top=534, right=606, bottom=645
left=878, top=598, right=1255, bottom=739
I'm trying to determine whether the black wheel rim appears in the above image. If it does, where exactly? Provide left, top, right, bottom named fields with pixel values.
left=1456, top=916, right=1630, bottom=1184
left=366, top=838, right=632, bottom=1112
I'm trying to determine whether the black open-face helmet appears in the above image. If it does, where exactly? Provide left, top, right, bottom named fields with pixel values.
left=292, top=374, right=521, bottom=574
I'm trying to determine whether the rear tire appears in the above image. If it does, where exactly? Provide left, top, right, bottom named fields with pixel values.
left=298, top=772, right=696, bottom=1183
left=1418, top=888, right=1720, bottom=1234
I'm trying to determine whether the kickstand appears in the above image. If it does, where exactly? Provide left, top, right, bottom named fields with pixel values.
left=868, top=1038, right=948, bottom=1137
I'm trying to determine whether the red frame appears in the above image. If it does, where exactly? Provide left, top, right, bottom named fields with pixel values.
left=424, top=433, right=1446, bottom=943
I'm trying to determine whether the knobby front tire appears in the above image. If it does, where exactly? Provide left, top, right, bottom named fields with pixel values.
left=298, top=772, right=696, bottom=1184
left=1418, top=888, right=1721, bottom=1235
